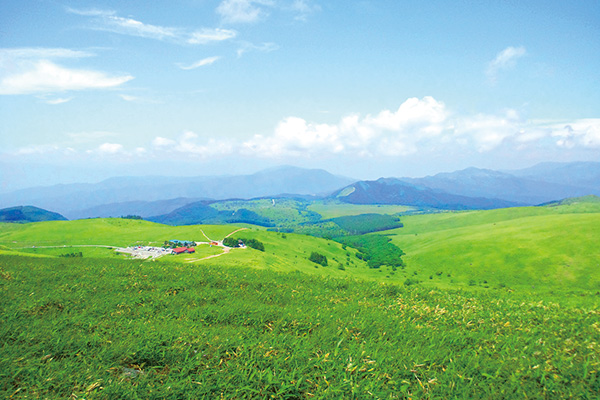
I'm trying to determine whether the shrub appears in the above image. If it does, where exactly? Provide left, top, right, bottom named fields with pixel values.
left=242, top=238, right=265, bottom=252
left=223, top=237, right=239, bottom=248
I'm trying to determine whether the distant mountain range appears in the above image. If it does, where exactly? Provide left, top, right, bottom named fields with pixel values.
left=0, top=206, right=67, bottom=223
left=331, top=178, right=521, bottom=210
left=0, top=166, right=354, bottom=219
left=399, top=162, right=600, bottom=205
left=0, top=162, right=598, bottom=220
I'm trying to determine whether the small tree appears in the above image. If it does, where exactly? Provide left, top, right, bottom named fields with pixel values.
left=309, top=252, right=328, bottom=266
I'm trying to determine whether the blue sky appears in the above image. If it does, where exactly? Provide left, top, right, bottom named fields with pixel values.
left=1, top=0, right=599, bottom=190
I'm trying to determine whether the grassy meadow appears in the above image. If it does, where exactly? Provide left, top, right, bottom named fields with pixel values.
left=1, top=255, right=598, bottom=399
left=381, top=201, right=600, bottom=292
left=1, top=199, right=599, bottom=398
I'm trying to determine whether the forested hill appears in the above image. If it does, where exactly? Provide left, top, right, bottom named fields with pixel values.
left=0, top=206, right=67, bottom=223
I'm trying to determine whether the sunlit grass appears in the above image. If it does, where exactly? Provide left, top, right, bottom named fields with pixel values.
left=0, top=255, right=598, bottom=399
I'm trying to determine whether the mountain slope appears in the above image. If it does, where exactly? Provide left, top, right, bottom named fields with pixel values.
left=400, top=166, right=595, bottom=205
left=0, top=206, right=67, bottom=223
left=68, top=197, right=203, bottom=220
left=332, top=178, right=520, bottom=209
left=506, top=161, right=600, bottom=189
left=149, top=201, right=274, bottom=227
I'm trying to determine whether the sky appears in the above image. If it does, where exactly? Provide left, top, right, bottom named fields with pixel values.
left=1, top=0, right=599, bottom=191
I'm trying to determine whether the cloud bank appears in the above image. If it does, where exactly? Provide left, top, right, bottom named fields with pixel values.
left=8, top=97, right=599, bottom=163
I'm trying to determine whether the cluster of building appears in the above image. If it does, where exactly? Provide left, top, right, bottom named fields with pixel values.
left=167, top=239, right=196, bottom=255
left=171, top=247, right=195, bottom=255
left=116, top=238, right=238, bottom=260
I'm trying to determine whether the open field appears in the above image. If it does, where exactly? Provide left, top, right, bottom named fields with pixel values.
left=1, top=255, right=598, bottom=399
left=380, top=201, right=600, bottom=292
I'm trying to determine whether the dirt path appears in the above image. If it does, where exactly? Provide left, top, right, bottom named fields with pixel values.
left=199, top=229, right=213, bottom=242
left=185, top=246, right=233, bottom=263
left=224, top=227, right=248, bottom=238
left=17, top=245, right=117, bottom=249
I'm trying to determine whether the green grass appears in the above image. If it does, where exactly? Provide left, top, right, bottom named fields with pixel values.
left=1, top=255, right=598, bottom=399
left=0, top=219, right=242, bottom=249
left=379, top=203, right=600, bottom=292
left=0, top=219, right=385, bottom=281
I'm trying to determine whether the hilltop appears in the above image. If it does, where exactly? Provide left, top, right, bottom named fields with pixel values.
left=0, top=206, right=66, bottom=223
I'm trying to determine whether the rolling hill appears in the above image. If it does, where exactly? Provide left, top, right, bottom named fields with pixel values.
left=149, top=201, right=275, bottom=227
left=379, top=198, right=600, bottom=291
left=0, top=206, right=67, bottom=223
left=0, top=218, right=379, bottom=280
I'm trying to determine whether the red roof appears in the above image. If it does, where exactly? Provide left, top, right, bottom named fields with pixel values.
left=173, top=247, right=187, bottom=254
left=187, top=248, right=195, bottom=253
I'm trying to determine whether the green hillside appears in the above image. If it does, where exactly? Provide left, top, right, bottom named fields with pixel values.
left=0, top=218, right=384, bottom=281
left=1, top=255, right=598, bottom=399
left=381, top=202, right=600, bottom=292
left=0, top=219, right=235, bottom=248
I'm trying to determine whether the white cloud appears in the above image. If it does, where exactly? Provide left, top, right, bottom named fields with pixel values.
left=105, top=15, right=178, bottom=40
left=217, top=0, right=274, bottom=23
left=365, top=96, right=448, bottom=136
left=15, top=144, right=62, bottom=156
left=69, top=8, right=236, bottom=45
left=551, top=119, right=600, bottom=148
left=0, top=59, right=133, bottom=95
left=7, top=97, right=598, bottom=163
left=152, top=136, right=177, bottom=148
left=151, top=132, right=234, bottom=157
left=454, top=110, right=521, bottom=152
left=486, top=46, right=526, bottom=83
left=243, top=97, right=450, bottom=158
left=0, top=48, right=93, bottom=62
left=65, top=7, right=115, bottom=17
left=0, top=47, right=133, bottom=95
left=97, top=143, right=124, bottom=154
left=290, top=0, right=321, bottom=21
left=177, top=56, right=221, bottom=70
left=119, top=94, right=138, bottom=102
left=187, top=28, right=237, bottom=44
left=217, top=0, right=318, bottom=23
left=45, top=97, right=73, bottom=105
left=236, top=42, right=278, bottom=57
